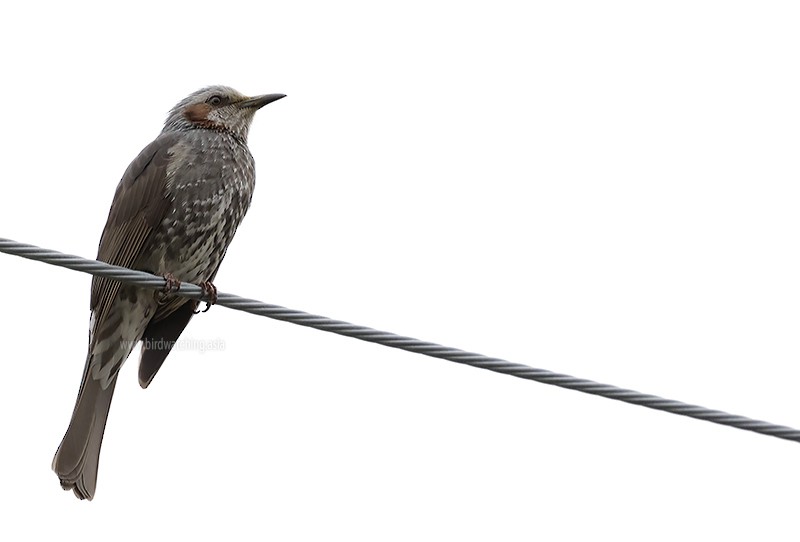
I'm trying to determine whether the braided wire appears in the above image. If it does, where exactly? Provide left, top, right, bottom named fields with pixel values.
left=2, top=236, right=799, bottom=443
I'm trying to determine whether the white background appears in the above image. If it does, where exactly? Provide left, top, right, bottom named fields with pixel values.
left=1, top=1, right=799, bottom=540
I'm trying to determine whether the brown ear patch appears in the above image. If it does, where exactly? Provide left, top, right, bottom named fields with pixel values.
left=184, top=103, right=212, bottom=123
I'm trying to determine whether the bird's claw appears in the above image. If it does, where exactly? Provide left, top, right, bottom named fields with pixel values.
left=156, top=273, right=182, bottom=302
left=162, top=273, right=182, bottom=293
left=194, top=280, right=218, bottom=314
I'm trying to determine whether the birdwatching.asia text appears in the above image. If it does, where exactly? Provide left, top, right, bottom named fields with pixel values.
left=120, top=338, right=226, bottom=353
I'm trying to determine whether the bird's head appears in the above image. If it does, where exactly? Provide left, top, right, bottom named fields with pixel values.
left=163, top=85, right=285, bottom=142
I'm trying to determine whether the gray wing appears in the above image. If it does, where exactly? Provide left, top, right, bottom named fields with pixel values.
left=90, top=132, right=182, bottom=341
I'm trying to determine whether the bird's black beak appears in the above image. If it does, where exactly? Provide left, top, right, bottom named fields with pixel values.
left=237, top=93, right=286, bottom=110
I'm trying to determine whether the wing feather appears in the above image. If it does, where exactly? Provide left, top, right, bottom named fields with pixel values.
left=89, top=132, right=182, bottom=341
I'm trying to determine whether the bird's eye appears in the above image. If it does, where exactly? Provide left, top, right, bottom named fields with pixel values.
left=207, top=95, right=223, bottom=106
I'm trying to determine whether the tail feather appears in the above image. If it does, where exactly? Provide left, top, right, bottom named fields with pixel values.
left=54, top=289, right=156, bottom=499
left=52, top=371, right=118, bottom=500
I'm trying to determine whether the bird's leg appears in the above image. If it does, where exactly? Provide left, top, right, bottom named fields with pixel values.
left=162, top=272, right=182, bottom=294
left=194, top=280, right=218, bottom=314
left=155, top=272, right=181, bottom=302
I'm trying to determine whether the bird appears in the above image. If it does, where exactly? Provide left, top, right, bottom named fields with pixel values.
left=52, top=85, right=285, bottom=500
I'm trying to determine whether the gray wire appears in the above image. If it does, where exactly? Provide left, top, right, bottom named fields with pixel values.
left=2, top=236, right=799, bottom=443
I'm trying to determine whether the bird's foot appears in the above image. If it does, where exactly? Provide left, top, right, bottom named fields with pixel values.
left=194, top=280, right=218, bottom=314
left=162, top=272, right=182, bottom=294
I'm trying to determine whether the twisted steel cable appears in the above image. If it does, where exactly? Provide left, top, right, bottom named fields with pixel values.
left=2, top=236, right=799, bottom=443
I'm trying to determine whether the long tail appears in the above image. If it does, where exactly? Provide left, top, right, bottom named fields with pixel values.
left=52, top=367, right=118, bottom=501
